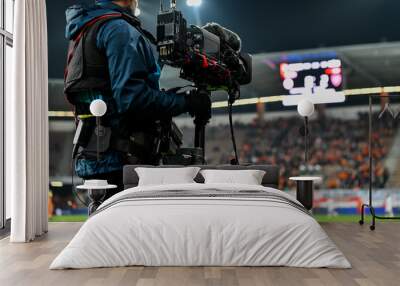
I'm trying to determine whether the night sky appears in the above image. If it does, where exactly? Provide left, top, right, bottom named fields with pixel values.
left=47, top=0, right=399, bottom=78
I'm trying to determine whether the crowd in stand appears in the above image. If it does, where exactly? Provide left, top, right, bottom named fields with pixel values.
left=198, top=112, right=398, bottom=190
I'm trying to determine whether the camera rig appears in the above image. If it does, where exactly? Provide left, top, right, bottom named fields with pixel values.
left=156, top=0, right=252, bottom=164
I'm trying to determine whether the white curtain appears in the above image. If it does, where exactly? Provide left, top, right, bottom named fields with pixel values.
left=7, top=0, right=49, bottom=242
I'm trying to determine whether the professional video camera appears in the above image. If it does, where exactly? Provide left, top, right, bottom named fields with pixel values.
left=157, top=0, right=252, bottom=100
left=156, top=0, right=252, bottom=165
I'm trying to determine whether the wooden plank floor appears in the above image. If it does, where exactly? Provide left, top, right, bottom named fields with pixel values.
left=0, top=222, right=399, bottom=286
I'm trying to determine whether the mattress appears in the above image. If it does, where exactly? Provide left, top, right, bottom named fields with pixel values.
left=50, top=183, right=351, bottom=269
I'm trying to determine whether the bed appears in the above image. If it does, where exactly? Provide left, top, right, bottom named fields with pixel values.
left=50, top=165, right=351, bottom=269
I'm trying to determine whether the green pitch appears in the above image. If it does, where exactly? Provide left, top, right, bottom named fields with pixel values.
left=49, top=215, right=88, bottom=222
left=49, top=215, right=398, bottom=223
left=315, top=215, right=399, bottom=223
left=315, top=215, right=368, bottom=223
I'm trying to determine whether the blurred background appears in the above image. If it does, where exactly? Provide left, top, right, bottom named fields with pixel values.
left=46, top=0, right=400, bottom=222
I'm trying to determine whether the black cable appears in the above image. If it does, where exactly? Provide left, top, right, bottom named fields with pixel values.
left=71, top=157, right=89, bottom=207
left=228, top=102, right=239, bottom=165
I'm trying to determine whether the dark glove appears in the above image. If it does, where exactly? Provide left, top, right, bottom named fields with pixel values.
left=184, top=89, right=212, bottom=122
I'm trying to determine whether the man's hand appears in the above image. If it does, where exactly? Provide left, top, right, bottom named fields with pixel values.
left=184, top=89, right=212, bottom=122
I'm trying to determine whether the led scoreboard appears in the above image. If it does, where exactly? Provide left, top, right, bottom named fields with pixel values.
left=279, top=53, right=346, bottom=106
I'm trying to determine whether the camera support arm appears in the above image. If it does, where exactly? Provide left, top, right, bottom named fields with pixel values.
left=193, top=87, right=211, bottom=160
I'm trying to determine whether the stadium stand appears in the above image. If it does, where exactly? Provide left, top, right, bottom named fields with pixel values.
left=182, top=112, right=400, bottom=190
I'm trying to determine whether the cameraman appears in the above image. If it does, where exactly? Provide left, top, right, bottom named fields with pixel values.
left=64, top=0, right=211, bottom=198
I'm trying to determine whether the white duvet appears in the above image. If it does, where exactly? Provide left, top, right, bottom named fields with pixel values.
left=50, top=183, right=351, bottom=269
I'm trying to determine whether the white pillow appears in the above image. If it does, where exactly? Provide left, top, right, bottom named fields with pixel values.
left=200, top=169, right=266, bottom=185
left=135, top=167, right=201, bottom=186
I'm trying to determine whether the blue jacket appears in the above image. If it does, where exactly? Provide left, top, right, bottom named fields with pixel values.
left=65, top=2, right=187, bottom=178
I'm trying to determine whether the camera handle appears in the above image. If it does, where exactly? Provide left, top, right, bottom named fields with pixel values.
left=193, top=87, right=211, bottom=160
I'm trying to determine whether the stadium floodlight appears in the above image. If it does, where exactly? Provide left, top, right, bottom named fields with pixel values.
left=186, top=0, right=202, bottom=7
